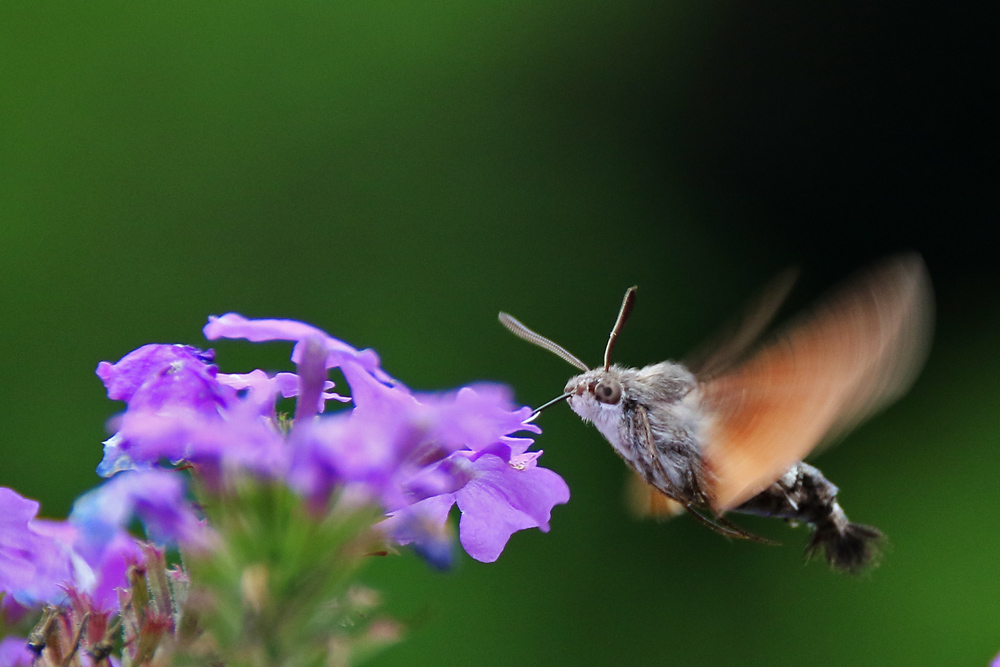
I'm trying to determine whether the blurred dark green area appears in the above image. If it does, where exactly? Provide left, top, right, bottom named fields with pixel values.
left=1, top=2, right=997, bottom=665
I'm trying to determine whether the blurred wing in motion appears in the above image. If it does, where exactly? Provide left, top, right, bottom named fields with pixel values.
left=685, top=267, right=799, bottom=379
left=625, top=471, right=687, bottom=519
left=700, top=254, right=934, bottom=512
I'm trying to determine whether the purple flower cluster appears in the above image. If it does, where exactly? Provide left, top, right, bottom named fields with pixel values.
left=1, top=314, right=568, bottom=617
left=206, top=314, right=570, bottom=564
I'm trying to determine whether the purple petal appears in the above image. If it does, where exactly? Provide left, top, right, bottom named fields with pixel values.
left=218, top=369, right=346, bottom=417
left=217, top=369, right=285, bottom=416
left=0, top=637, right=33, bottom=667
left=204, top=313, right=340, bottom=347
left=111, top=402, right=286, bottom=478
left=0, top=488, right=41, bottom=560
left=1, top=595, right=29, bottom=624
left=453, top=452, right=570, bottom=562
left=293, top=336, right=329, bottom=422
left=96, top=345, right=215, bottom=401
left=382, top=494, right=456, bottom=570
left=97, top=433, right=147, bottom=477
left=203, top=313, right=386, bottom=376
left=97, top=344, right=231, bottom=414
left=400, top=458, right=471, bottom=504
left=421, top=384, right=539, bottom=453
left=85, top=530, right=145, bottom=614
left=270, top=372, right=346, bottom=406
left=20, top=520, right=91, bottom=606
left=0, top=488, right=76, bottom=605
left=339, top=360, right=413, bottom=412
left=287, top=413, right=402, bottom=507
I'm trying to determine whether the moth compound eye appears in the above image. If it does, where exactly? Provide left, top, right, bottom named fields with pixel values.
left=594, top=379, right=622, bottom=405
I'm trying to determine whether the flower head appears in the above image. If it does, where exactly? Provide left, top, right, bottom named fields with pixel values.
left=1, top=311, right=570, bottom=666
left=91, top=314, right=568, bottom=565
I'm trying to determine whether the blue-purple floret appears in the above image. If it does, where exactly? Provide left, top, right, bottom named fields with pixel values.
left=69, top=469, right=210, bottom=551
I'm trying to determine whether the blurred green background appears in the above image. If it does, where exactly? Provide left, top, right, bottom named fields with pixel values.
left=2, top=2, right=997, bottom=665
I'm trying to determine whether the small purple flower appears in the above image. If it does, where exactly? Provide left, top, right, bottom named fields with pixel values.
left=451, top=448, right=569, bottom=562
left=96, top=344, right=232, bottom=414
left=0, top=488, right=75, bottom=606
left=69, top=470, right=210, bottom=549
left=25, top=518, right=146, bottom=615
left=19, top=519, right=94, bottom=606
left=386, top=445, right=570, bottom=563
left=415, top=384, right=540, bottom=454
left=96, top=344, right=239, bottom=476
left=96, top=334, right=353, bottom=479
left=297, top=360, right=560, bottom=536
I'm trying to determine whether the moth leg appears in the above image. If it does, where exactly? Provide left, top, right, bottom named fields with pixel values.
left=706, top=510, right=779, bottom=545
left=635, top=403, right=726, bottom=510
left=633, top=404, right=689, bottom=500
left=681, top=503, right=768, bottom=541
left=632, top=404, right=772, bottom=543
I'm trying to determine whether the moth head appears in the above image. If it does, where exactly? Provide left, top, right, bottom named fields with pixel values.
left=499, top=286, right=636, bottom=421
left=563, top=367, right=627, bottom=425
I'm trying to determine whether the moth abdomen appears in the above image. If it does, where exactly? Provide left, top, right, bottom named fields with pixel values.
left=733, top=462, right=883, bottom=573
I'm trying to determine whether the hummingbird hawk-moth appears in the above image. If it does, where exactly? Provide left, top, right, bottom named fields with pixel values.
left=499, top=254, right=933, bottom=573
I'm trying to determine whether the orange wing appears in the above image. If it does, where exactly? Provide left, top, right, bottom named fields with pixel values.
left=625, top=471, right=687, bottom=519
left=700, top=254, right=934, bottom=512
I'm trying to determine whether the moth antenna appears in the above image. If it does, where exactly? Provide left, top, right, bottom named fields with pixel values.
left=526, top=392, right=573, bottom=422
left=498, top=312, right=590, bottom=372
left=604, top=286, right=637, bottom=371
